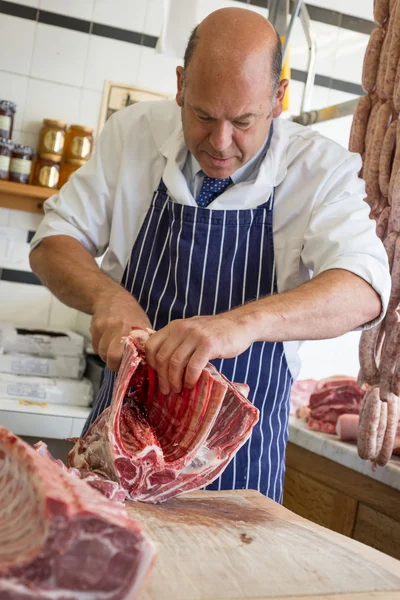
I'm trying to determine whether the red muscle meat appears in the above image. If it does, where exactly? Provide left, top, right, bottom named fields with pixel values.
left=0, top=426, right=155, bottom=600
left=68, top=328, right=259, bottom=504
left=307, top=377, right=365, bottom=434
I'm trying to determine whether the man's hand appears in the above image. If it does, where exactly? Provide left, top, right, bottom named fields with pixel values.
left=91, top=289, right=151, bottom=371
left=145, top=313, right=255, bottom=395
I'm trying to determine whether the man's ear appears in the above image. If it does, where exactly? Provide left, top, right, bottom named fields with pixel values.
left=272, top=79, right=289, bottom=118
left=176, top=66, right=185, bottom=107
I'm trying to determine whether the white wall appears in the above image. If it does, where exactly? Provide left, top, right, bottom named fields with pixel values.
left=0, top=0, right=373, bottom=379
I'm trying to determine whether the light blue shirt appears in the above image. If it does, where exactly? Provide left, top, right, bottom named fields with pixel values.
left=181, top=129, right=272, bottom=199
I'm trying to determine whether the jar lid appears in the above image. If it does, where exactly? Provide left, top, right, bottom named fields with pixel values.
left=64, top=158, right=87, bottom=166
left=43, top=119, right=67, bottom=128
left=39, top=152, right=63, bottom=163
left=0, top=137, right=13, bottom=148
left=12, top=143, right=34, bottom=156
left=0, top=100, right=17, bottom=111
left=69, top=124, right=94, bottom=134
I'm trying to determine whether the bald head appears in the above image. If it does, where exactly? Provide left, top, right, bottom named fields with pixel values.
left=184, top=8, right=282, bottom=99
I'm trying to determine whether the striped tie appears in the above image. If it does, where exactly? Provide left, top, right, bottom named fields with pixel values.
left=196, top=175, right=232, bottom=207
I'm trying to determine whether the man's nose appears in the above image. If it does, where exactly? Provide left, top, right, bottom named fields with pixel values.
left=208, top=122, right=232, bottom=153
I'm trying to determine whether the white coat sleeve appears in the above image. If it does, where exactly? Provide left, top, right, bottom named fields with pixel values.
left=300, top=153, right=391, bottom=328
left=30, top=112, right=123, bottom=257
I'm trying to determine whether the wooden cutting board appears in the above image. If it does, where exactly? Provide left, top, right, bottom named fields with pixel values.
left=126, top=490, right=400, bottom=600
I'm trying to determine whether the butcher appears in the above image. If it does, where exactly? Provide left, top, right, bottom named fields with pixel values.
left=30, top=7, right=390, bottom=503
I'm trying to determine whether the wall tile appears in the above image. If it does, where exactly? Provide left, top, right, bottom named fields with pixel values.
left=39, top=0, right=94, bottom=21
left=0, top=15, right=36, bottom=76
left=79, top=89, right=103, bottom=133
left=22, top=78, right=81, bottom=135
left=0, top=72, right=29, bottom=132
left=83, top=34, right=141, bottom=92
left=0, top=240, right=30, bottom=271
left=0, top=281, right=52, bottom=327
left=93, top=0, right=147, bottom=33
left=137, top=46, right=179, bottom=96
left=144, top=0, right=163, bottom=38
left=12, top=129, right=39, bottom=149
left=0, top=209, right=10, bottom=227
left=31, top=23, right=89, bottom=88
left=8, top=209, right=44, bottom=231
left=333, top=28, right=369, bottom=86
left=308, top=0, right=373, bottom=21
left=12, top=0, right=39, bottom=6
left=48, top=295, right=78, bottom=330
left=289, top=19, right=340, bottom=80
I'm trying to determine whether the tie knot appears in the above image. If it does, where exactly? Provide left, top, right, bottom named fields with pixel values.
left=197, top=175, right=232, bottom=207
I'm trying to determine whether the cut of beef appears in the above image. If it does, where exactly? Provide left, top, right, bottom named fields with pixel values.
left=0, top=426, right=156, bottom=600
left=290, top=379, right=316, bottom=415
left=307, top=377, right=365, bottom=434
left=68, top=328, right=259, bottom=504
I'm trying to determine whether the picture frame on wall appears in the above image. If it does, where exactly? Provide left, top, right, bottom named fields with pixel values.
left=98, top=81, right=172, bottom=134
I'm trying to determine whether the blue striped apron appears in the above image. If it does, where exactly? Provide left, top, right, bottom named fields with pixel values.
left=83, top=180, right=292, bottom=503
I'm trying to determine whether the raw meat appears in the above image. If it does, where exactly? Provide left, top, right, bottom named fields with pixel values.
left=68, top=328, right=259, bottom=504
left=0, top=426, right=156, bottom=600
left=34, top=441, right=126, bottom=503
left=290, top=379, right=316, bottom=415
left=307, top=378, right=365, bottom=434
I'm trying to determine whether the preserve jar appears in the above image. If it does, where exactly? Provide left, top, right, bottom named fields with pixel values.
left=32, top=153, right=61, bottom=188
left=9, top=144, right=34, bottom=184
left=0, top=137, right=13, bottom=180
left=64, top=125, right=93, bottom=161
left=0, top=101, right=16, bottom=139
left=58, top=158, right=86, bottom=188
left=38, top=119, right=67, bottom=157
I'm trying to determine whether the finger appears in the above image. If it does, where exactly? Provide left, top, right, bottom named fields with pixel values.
left=106, top=335, right=125, bottom=372
left=168, top=339, right=198, bottom=394
left=90, top=317, right=102, bottom=355
left=145, top=328, right=170, bottom=370
left=184, top=347, right=212, bottom=389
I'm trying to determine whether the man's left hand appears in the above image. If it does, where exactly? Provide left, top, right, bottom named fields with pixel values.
left=145, top=313, right=255, bottom=395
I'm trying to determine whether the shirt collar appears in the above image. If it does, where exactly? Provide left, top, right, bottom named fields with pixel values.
left=188, top=126, right=273, bottom=184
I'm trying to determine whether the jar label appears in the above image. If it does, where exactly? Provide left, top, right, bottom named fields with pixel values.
left=0, top=115, right=11, bottom=135
left=10, top=158, right=32, bottom=175
left=71, top=136, right=91, bottom=158
left=39, top=165, right=59, bottom=188
left=43, top=130, right=65, bottom=154
left=0, top=155, right=10, bottom=172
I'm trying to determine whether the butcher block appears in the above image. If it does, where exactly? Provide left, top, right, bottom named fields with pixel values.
left=126, top=490, right=400, bottom=600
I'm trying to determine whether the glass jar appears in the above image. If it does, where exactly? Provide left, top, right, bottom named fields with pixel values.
left=0, top=101, right=16, bottom=139
left=32, top=153, right=62, bottom=188
left=64, top=125, right=93, bottom=161
left=9, top=144, right=34, bottom=184
left=0, top=137, right=13, bottom=180
left=58, top=158, right=86, bottom=188
left=38, top=119, right=67, bottom=157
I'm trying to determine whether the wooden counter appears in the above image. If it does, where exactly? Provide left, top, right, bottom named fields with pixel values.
left=127, top=490, right=400, bottom=600
left=283, top=441, right=400, bottom=561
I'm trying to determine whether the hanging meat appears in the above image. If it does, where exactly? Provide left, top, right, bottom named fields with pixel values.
left=349, top=0, right=400, bottom=465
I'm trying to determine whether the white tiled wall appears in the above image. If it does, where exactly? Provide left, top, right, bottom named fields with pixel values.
left=0, top=0, right=372, bottom=377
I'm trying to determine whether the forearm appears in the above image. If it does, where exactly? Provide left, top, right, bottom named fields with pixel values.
left=29, top=235, right=135, bottom=315
left=233, top=269, right=382, bottom=343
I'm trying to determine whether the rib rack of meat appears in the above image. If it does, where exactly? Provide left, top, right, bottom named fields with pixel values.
left=0, top=426, right=156, bottom=600
left=68, top=328, right=259, bottom=504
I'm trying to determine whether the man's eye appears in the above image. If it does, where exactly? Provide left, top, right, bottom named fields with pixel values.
left=198, top=115, right=212, bottom=121
left=235, top=121, right=250, bottom=128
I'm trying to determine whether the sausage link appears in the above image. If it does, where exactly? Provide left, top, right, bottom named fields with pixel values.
left=358, top=325, right=382, bottom=386
left=393, top=58, right=400, bottom=111
left=384, top=1, right=400, bottom=98
left=391, top=355, right=400, bottom=394
left=387, top=236, right=400, bottom=313
left=374, top=0, right=390, bottom=23
left=390, top=168, right=400, bottom=231
left=379, top=121, right=397, bottom=197
left=376, top=25, right=391, bottom=99
left=357, top=388, right=381, bottom=459
left=363, top=99, right=381, bottom=185
left=376, top=205, right=391, bottom=239
left=363, top=28, right=385, bottom=93
left=376, top=393, right=399, bottom=465
left=349, top=95, right=372, bottom=155
left=367, top=102, right=392, bottom=199
left=389, top=122, right=400, bottom=203
left=383, top=231, right=398, bottom=268
left=379, top=311, right=400, bottom=401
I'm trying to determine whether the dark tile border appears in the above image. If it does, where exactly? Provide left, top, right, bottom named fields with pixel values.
left=39, top=9, right=90, bottom=34
left=92, top=22, right=143, bottom=45
left=0, top=0, right=37, bottom=20
left=291, top=68, right=365, bottom=96
left=1, top=269, right=42, bottom=286
left=27, top=231, right=36, bottom=244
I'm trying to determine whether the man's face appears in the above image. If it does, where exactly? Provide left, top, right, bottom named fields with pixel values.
left=176, top=62, right=287, bottom=179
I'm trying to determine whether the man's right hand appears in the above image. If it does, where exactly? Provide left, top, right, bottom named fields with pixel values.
left=90, top=289, right=151, bottom=371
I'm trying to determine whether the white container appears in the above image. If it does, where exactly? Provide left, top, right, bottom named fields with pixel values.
left=0, top=373, right=93, bottom=407
left=0, top=323, right=85, bottom=358
left=0, top=353, right=86, bottom=380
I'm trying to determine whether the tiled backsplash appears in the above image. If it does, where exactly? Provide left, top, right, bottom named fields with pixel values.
left=0, top=0, right=373, bottom=342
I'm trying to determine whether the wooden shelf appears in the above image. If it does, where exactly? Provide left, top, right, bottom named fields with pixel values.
left=0, top=180, right=53, bottom=214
